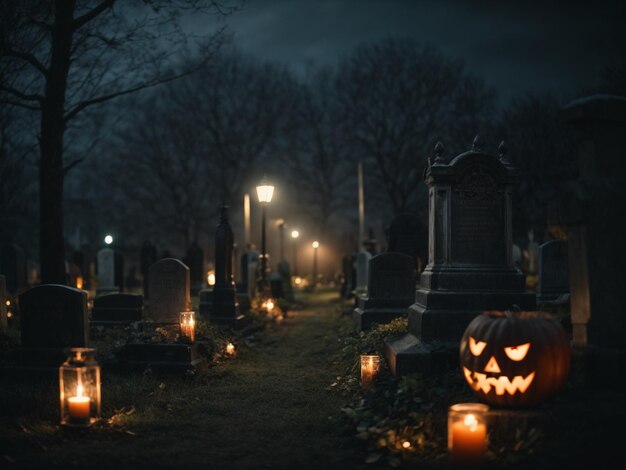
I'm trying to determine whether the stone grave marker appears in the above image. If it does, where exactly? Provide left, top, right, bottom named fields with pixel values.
left=0, top=275, right=6, bottom=332
left=148, top=258, right=190, bottom=323
left=385, top=139, right=536, bottom=376
left=537, top=240, right=570, bottom=304
left=355, top=250, right=372, bottom=293
left=0, top=243, right=27, bottom=293
left=512, top=244, right=522, bottom=269
left=97, top=248, right=117, bottom=294
left=353, top=252, right=416, bottom=332
left=17, top=284, right=88, bottom=367
left=91, top=293, right=144, bottom=324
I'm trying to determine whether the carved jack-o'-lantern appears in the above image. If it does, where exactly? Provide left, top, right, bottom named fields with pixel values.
left=459, top=311, right=570, bottom=407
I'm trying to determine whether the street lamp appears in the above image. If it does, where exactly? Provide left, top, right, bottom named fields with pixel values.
left=104, top=234, right=113, bottom=245
left=312, top=241, right=319, bottom=290
left=291, top=230, right=299, bottom=276
left=256, top=177, right=274, bottom=288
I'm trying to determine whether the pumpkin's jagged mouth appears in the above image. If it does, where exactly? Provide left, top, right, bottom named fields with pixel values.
left=463, top=367, right=535, bottom=396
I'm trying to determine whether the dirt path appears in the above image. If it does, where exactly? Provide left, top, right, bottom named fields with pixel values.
left=1, top=290, right=362, bottom=469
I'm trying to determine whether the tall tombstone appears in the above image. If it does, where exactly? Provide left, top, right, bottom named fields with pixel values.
left=353, top=253, right=416, bottom=332
left=209, top=206, right=244, bottom=326
left=0, top=243, right=27, bottom=294
left=355, top=250, right=372, bottom=293
left=186, top=241, right=205, bottom=296
left=148, top=258, right=190, bottom=323
left=18, top=284, right=88, bottom=366
left=387, top=213, right=427, bottom=272
left=97, top=248, right=117, bottom=294
left=140, top=241, right=158, bottom=300
left=537, top=240, right=570, bottom=304
left=0, top=275, right=6, bottom=332
left=559, top=95, right=626, bottom=386
left=385, top=139, right=536, bottom=376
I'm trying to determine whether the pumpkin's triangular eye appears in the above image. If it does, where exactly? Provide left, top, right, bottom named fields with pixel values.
left=504, top=343, right=530, bottom=361
left=469, top=336, right=487, bottom=356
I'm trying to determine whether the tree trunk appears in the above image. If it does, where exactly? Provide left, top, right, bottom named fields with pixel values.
left=39, top=0, right=75, bottom=284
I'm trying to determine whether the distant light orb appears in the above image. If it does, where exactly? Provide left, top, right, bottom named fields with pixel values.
left=312, top=241, right=319, bottom=249
left=402, top=441, right=411, bottom=449
left=291, top=230, right=299, bottom=239
left=207, top=271, right=216, bottom=286
left=104, top=235, right=113, bottom=245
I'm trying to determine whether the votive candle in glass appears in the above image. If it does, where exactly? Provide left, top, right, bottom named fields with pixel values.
left=448, top=403, right=489, bottom=463
left=360, top=355, right=380, bottom=389
left=179, top=310, right=196, bottom=344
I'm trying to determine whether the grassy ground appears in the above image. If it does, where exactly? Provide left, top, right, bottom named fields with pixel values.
left=0, top=289, right=365, bottom=469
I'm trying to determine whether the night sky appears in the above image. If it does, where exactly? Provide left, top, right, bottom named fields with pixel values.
left=200, top=0, right=626, bottom=105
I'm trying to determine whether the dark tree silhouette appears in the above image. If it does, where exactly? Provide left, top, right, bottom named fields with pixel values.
left=0, top=0, right=233, bottom=283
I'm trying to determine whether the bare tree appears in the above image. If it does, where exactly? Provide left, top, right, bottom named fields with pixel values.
left=281, top=69, right=353, bottom=237
left=0, top=0, right=234, bottom=283
left=334, top=37, right=496, bottom=216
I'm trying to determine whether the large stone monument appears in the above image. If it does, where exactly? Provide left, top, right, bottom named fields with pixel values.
left=208, top=206, right=244, bottom=326
left=353, top=253, right=416, bottom=332
left=385, top=139, right=536, bottom=376
left=559, top=95, right=626, bottom=387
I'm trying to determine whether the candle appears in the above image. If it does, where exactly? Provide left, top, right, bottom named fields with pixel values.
left=360, top=355, right=380, bottom=389
left=179, top=311, right=196, bottom=344
left=225, top=342, right=236, bottom=356
left=448, top=403, right=489, bottom=463
left=68, top=384, right=91, bottom=424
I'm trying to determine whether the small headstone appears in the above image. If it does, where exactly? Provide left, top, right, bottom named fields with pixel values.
left=91, top=293, right=143, bottom=324
left=19, top=284, right=88, bottom=349
left=186, top=242, right=205, bottom=295
left=353, top=253, right=416, bottom=331
left=387, top=213, right=427, bottom=270
left=537, top=240, right=570, bottom=304
left=0, top=243, right=27, bottom=293
left=355, top=250, right=372, bottom=292
left=97, top=248, right=117, bottom=294
left=140, top=241, right=158, bottom=299
left=148, top=258, right=190, bottom=323
left=0, top=275, right=7, bottom=332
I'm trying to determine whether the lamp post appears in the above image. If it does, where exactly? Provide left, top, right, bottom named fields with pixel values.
left=312, top=241, right=319, bottom=290
left=256, top=177, right=274, bottom=289
left=291, top=230, right=299, bottom=276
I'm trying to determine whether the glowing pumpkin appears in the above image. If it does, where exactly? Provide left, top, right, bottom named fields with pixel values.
left=459, top=310, right=570, bottom=407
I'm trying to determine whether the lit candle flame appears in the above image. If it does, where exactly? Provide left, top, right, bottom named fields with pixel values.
left=266, top=300, right=274, bottom=311
left=464, top=413, right=478, bottom=432
left=77, top=384, right=84, bottom=398
left=226, top=343, right=235, bottom=355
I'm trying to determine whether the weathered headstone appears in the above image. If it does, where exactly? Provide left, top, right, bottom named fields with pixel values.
left=18, top=284, right=88, bottom=367
left=97, top=248, right=117, bottom=294
left=537, top=240, right=570, bottom=304
left=559, top=95, right=626, bottom=387
left=355, top=250, right=372, bottom=292
left=208, top=206, right=244, bottom=326
left=91, top=293, right=143, bottom=324
left=148, top=258, right=190, bottom=323
left=385, top=139, right=536, bottom=376
left=186, top=242, right=205, bottom=296
left=353, top=253, right=416, bottom=332
left=387, top=213, right=427, bottom=271
left=140, top=241, right=158, bottom=299
left=0, top=243, right=27, bottom=293
left=0, top=275, right=7, bottom=332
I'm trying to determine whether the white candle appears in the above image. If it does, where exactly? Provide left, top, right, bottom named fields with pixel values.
left=68, top=384, right=90, bottom=423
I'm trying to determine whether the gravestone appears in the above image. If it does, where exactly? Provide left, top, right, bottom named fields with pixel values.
left=17, top=284, right=88, bottom=367
left=385, top=139, right=536, bottom=376
left=0, top=275, right=6, bottom=332
left=0, top=243, right=27, bottom=293
left=559, top=95, right=626, bottom=387
left=97, top=248, right=117, bottom=294
left=537, top=240, right=570, bottom=304
left=387, top=213, right=427, bottom=271
left=278, top=260, right=294, bottom=302
left=208, top=206, right=244, bottom=326
left=355, top=250, right=372, bottom=292
left=148, top=258, right=190, bottom=323
left=140, top=241, right=158, bottom=299
left=186, top=242, right=205, bottom=296
left=91, top=293, right=143, bottom=324
left=353, top=253, right=416, bottom=332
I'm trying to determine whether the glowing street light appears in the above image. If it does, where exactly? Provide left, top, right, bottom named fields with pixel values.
left=256, top=176, right=274, bottom=288
left=291, top=230, right=300, bottom=276
left=104, top=235, right=113, bottom=245
left=312, top=241, right=319, bottom=289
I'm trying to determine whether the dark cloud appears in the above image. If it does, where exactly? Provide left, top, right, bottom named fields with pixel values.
left=200, top=0, right=626, bottom=105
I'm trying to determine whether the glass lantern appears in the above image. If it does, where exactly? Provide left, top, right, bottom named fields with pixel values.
left=59, top=348, right=101, bottom=427
left=360, top=354, right=380, bottom=389
left=447, top=403, right=489, bottom=463
left=179, top=310, right=196, bottom=344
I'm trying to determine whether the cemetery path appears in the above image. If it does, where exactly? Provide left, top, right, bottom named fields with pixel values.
left=0, top=290, right=363, bottom=470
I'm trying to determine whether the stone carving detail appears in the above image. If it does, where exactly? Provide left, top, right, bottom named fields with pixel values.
left=456, top=165, right=500, bottom=201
